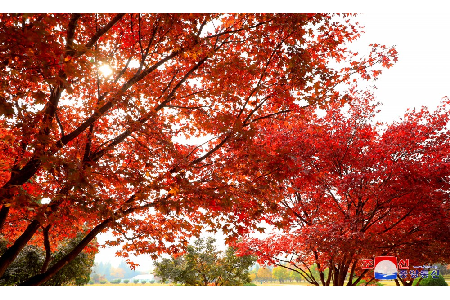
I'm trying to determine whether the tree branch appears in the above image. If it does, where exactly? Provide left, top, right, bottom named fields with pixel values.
left=65, top=14, right=81, bottom=56
left=81, top=14, right=126, bottom=56
left=40, top=225, right=52, bottom=273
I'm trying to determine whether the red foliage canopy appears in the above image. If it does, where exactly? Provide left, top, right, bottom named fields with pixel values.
left=235, top=93, right=450, bottom=285
left=0, top=13, right=396, bottom=285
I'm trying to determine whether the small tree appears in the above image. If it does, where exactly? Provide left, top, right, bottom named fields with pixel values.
left=289, top=270, right=302, bottom=283
left=154, top=237, right=255, bottom=286
left=256, top=267, right=272, bottom=283
left=272, top=266, right=290, bottom=283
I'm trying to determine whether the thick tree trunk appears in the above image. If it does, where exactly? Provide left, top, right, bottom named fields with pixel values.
left=0, top=205, right=9, bottom=232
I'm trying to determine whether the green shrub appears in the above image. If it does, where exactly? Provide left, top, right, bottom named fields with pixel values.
left=100, top=280, right=107, bottom=284
left=133, top=279, right=140, bottom=284
left=244, top=282, right=257, bottom=286
left=149, top=280, right=155, bottom=284
left=123, top=279, right=129, bottom=284
left=419, top=275, right=448, bottom=286
left=111, top=279, right=121, bottom=284
left=141, top=280, right=147, bottom=284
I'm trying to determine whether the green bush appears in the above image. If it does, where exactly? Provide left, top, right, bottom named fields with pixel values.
left=244, top=282, right=257, bottom=286
left=133, top=279, right=140, bottom=284
left=99, top=280, right=107, bottom=284
left=111, top=279, right=121, bottom=284
left=141, top=280, right=147, bottom=284
left=419, top=275, right=448, bottom=286
left=149, top=280, right=155, bottom=284
left=123, top=279, right=129, bottom=284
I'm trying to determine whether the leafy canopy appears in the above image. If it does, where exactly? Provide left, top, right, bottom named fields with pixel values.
left=236, top=94, right=450, bottom=286
left=0, top=13, right=396, bottom=285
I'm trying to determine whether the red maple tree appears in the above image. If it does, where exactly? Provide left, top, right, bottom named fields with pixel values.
left=235, top=92, right=450, bottom=285
left=0, top=13, right=397, bottom=285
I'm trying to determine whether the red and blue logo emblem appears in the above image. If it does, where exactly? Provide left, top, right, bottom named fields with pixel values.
left=373, top=256, right=397, bottom=280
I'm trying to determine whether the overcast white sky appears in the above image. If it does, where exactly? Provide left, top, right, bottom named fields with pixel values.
left=89, top=11, right=450, bottom=272
left=352, top=13, right=450, bottom=123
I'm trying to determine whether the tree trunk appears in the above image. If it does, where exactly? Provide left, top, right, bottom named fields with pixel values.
left=0, top=205, right=9, bottom=232
left=18, top=218, right=112, bottom=286
left=40, top=225, right=52, bottom=273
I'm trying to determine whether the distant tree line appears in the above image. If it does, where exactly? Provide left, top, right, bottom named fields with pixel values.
left=249, top=263, right=306, bottom=284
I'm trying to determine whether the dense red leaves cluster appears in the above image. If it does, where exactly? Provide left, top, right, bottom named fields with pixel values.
left=0, top=13, right=397, bottom=285
left=235, top=93, right=450, bottom=285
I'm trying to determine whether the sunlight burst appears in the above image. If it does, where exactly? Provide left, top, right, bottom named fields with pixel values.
left=99, top=64, right=113, bottom=77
